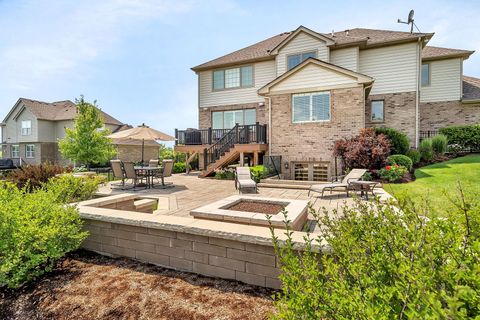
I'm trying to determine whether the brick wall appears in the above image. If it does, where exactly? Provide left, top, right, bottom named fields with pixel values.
left=81, top=219, right=282, bottom=289
left=199, top=102, right=267, bottom=129
left=116, top=144, right=160, bottom=163
left=269, top=86, right=365, bottom=179
left=365, top=91, right=417, bottom=145
left=420, top=101, right=480, bottom=131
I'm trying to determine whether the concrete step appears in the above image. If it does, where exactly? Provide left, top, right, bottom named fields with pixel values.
left=257, top=183, right=312, bottom=190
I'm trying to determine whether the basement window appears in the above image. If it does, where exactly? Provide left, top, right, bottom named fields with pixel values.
left=371, top=100, right=384, bottom=122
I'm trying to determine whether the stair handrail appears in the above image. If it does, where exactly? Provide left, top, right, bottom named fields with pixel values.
left=203, top=124, right=239, bottom=168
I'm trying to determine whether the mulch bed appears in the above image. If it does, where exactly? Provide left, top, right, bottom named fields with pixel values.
left=227, top=201, right=285, bottom=215
left=0, top=250, right=275, bottom=320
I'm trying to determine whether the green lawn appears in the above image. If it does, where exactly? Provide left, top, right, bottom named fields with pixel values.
left=385, top=154, right=480, bottom=212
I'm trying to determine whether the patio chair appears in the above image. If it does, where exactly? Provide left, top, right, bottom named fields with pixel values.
left=149, top=159, right=159, bottom=167
left=308, top=168, right=367, bottom=198
left=235, top=166, right=257, bottom=194
left=110, top=160, right=125, bottom=188
left=122, top=161, right=145, bottom=190
left=154, top=159, right=174, bottom=188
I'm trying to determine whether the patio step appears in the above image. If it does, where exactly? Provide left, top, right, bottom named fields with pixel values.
left=258, top=182, right=313, bottom=190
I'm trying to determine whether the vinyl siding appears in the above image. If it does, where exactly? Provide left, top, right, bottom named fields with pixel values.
left=199, top=60, right=275, bottom=108
left=269, top=63, right=359, bottom=94
left=420, top=58, right=462, bottom=102
left=330, top=47, right=359, bottom=72
left=276, top=32, right=329, bottom=76
left=55, top=120, right=74, bottom=140
left=359, top=42, right=418, bottom=94
left=37, top=120, right=56, bottom=142
left=4, top=107, right=38, bottom=143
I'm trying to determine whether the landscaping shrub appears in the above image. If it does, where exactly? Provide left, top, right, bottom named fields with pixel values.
left=45, top=174, right=104, bottom=203
left=250, top=165, right=270, bottom=183
left=378, top=164, right=408, bottom=182
left=0, top=182, right=88, bottom=289
left=361, top=171, right=373, bottom=181
left=419, top=138, right=434, bottom=162
left=270, top=185, right=480, bottom=319
left=386, top=154, right=413, bottom=171
left=7, top=163, right=72, bottom=192
left=439, top=124, right=480, bottom=151
left=173, top=161, right=186, bottom=174
left=334, top=128, right=391, bottom=170
left=375, top=127, right=410, bottom=155
left=431, top=134, right=448, bottom=155
left=214, top=167, right=236, bottom=180
left=447, top=143, right=464, bottom=156
left=406, top=149, right=421, bottom=165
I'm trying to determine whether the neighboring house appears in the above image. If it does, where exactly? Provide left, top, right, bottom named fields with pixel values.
left=175, top=26, right=480, bottom=181
left=0, top=98, right=144, bottom=165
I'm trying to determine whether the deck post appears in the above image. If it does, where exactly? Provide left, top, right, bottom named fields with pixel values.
left=253, top=151, right=259, bottom=166
left=235, top=123, right=239, bottom=143
left=208, top=128, right=212, bottom=145
left=174, top=128, right=178, bottom=146
left=240, top=152, right=244, bottom=166
left=203, top=148, right=208, bottom=169
left=255, top=122, right=260, bottom=143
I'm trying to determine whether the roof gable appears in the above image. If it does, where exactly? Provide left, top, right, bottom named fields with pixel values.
left=423, top=46, right=474, bottom=61
left=269, top=26, right=335, bottom=54
left=258, top=58, right=373, bottom=95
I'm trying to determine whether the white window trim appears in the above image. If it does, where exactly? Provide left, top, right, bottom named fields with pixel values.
left=421, top=62, right=431, bottom=87
left=292, top=91, right=331, bottom=123
left=286, top=50, right=318, bottom=71
left=21, top=120, right=32, bottom=136
left=212, top=65, right=254, bottom=91
left=11, top=145, right=20, bottom=158
left=371, top=100, right=385, bottom=123
left=25, top=144, right=35, bottom=158
left=211, top=108, right=257, bottom=129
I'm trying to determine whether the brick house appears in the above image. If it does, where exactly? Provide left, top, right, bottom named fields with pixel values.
left=174, top=26, right=480, bottom=180
left=0, top=98, right=160, bottom=165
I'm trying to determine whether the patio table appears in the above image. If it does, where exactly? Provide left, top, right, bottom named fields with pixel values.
left=349, top=180, right=378, bottom=200
left=134, top=166, right=162, bottom=189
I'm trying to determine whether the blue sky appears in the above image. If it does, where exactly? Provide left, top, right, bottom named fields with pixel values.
left=1, top=0, right=479, bottom=137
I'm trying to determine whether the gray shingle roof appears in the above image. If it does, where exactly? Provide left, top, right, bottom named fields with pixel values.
left=192, top=27, right=433, bottom=71
left=463, top=76, right=480, bottom=101
left=423, top=46, right=474, bottom=60
left=15, top=98, right=123, bottom=125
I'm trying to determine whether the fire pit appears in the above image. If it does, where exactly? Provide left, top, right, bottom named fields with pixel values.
left=190, top=195, right=308, bottom=230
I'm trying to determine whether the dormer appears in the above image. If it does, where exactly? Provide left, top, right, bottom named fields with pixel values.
left=270, top=26, right=335, bottom=76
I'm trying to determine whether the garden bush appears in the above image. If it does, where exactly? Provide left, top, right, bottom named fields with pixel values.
left=386, top=154, right=413, bottom=171
left=419, top=138, right=434, bottom=162
left=214, top=167, right=236, bottom=180
left=431, top=134, right=448, bottom=155
left=7, top=163, right=71, bottom=192
left=250, top=165, right=270, bottom=183
left=375, top=127, right=410, bottom=155
left=334, top=128, right=391, bottom=169
left=439, top=124, right=480, bottom=151
left=378, top=164, right=408, bottom=182
left=0, top=182, right=88, bottom=289
left=173, top=161, right=186, bottom=174
left=45, top=174, right=104, bottom=203
left=270, top=185, right=480, bottom=319
left=405, top=149, right=421, bottom=165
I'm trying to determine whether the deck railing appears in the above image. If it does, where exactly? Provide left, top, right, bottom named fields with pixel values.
left=175, top=123, right=267, bottom=146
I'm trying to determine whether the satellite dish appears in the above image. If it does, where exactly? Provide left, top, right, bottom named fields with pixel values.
left=408, top=10, right=415, bottom=24
left=397, top=9, right=416, bottom=33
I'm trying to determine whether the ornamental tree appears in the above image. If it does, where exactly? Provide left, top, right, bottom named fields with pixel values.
left=59, top=96, right=116, bottom=168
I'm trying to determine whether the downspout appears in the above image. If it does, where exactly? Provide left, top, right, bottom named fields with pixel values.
left=415, top=38, right=421, bottom=148
left=265, top=96, right=272, bottom=155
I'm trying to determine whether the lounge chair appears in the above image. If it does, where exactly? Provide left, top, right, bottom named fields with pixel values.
left=235, top=167, right=257, bottom=193
left=153, top=159, right=174, bottom=188
left=308, top=168, right=367, bottom=198
left=122, top=161, right=145, bottom=190
left=110, top=160, right=125, bottom=188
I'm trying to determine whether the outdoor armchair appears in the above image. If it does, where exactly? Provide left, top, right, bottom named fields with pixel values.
left=149, top=159, right=159, bottom=167
left=235, top=166, right=257, bottom=193
left=110, top=160, right=125, bottom=188
left=308, top=168, right=367, bottom=198
left=153, top=160, right=174, bottom=188
left=122, top=161, right=146, bottom=190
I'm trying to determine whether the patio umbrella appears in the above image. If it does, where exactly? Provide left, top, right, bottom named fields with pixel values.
left=108, top=123, right=175, bottom=163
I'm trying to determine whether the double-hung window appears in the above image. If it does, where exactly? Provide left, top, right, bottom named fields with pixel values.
left=21, top=120, right=32, bottom=135
left=292, top=91, right=330, bottom=123
left=11, top=145, right=19, bottom=158
left=26, top=144, right=35, bottom=158
left=213, top=65, right=253, bottom=90
left=287, top=51, right=316, bottom=70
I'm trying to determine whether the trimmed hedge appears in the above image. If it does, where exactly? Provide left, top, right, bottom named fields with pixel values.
left=375, top=127, right=410, bottom=155
left=387, top=154, right=413, bottom=171
left=439, top=124, right=480, bottom=151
